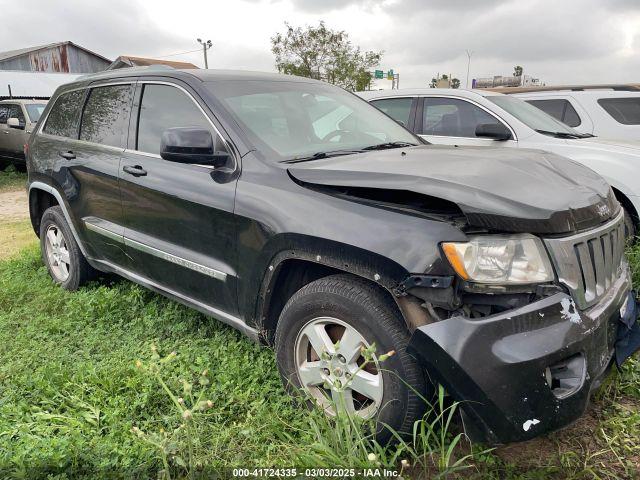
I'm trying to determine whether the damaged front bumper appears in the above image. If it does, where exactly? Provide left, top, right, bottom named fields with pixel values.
left=408, top=267, right=640, bottom=444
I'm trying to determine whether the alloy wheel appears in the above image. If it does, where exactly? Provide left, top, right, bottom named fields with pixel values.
left=44, top=224, right=71, bottom=282
left=294, top=316, right=383, bottom=418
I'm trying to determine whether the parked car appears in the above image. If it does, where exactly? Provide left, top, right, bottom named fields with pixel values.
left=0, top=99, right=47, bottom=170
left=359, top=88, right=640, bottom=238
left=27, top=68, right=640, bottom=444
left=504, top=88, right=640, bottom=142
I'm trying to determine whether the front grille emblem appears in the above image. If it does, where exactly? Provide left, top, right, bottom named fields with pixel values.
left=596, top=203, right=611, bottom=218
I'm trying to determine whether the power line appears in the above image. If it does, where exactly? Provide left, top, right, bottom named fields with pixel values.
left=154, top=48, right=202, bottom=59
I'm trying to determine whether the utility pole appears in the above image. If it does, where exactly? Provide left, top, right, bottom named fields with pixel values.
left=197, top=38, right=213, bottom=69
left=465, top=50, right=473, bottom=89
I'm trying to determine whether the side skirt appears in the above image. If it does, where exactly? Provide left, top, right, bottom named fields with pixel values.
left=89, top=257, right=260, bottom=342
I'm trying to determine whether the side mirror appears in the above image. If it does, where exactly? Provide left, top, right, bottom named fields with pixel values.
left=475, top=123, right=512, bottom=141
left=160, top=127, right=229, bottom=167
left=7, top=117, right=24, bottom=130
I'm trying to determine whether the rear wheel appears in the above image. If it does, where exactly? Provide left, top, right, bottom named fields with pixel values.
left=40, top=206, right=95, bottom=290
left=275, top=274, right=428, bottom=442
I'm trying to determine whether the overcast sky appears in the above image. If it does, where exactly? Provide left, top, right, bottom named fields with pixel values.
left=3, top=0, right=640, bottom=88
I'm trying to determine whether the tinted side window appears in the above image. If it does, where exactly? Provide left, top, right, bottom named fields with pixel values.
left=422, top=97, right=498, bottom=137
left=137, top=84, right=225, bottom=155
left=43, top=90, right=85, bottom=138
left=370, top=98, right=413, bottom=126
left=6, top=104, right=25, bottom=124
left=80, top=85, right=133, bottom=148
left=562, top=102, right=581, bottom=127
left=526, top=99, right=581, bottom=127
left=0, top=105, right=8, bottom=125
left=598, top=98, right=640, bottom=125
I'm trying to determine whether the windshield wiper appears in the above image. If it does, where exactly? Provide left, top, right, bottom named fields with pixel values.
left=534, top=129, right=586, bottom=139
left=281, top=149, right=361, bottom=164
left=361, top=141, right=419, bottom=151
left=280, top=142, right=419, bottom=164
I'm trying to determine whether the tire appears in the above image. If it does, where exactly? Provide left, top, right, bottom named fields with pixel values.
left=40, top=206, right=95, bottom=290
left=622, top=207, right=636, bottom=243
left=275, top=273, right=428, bottom=443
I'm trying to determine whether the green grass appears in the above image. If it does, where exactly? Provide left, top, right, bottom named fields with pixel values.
left=0, top=165, right=26, bottom=193
left=0, top=247, right=310, bottom=478
left=0, top=219, right=37, bottom=259
left=1, top=248, right=638, bottom=479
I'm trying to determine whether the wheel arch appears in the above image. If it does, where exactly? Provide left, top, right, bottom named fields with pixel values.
left=252, top=241, right=416, bottom=344
left=611, top=186, right=639, bottom=227
left=28, top=182, right=88, bottom=257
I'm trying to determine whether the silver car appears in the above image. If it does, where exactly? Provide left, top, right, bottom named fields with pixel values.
left=0, top=99, right=47, bottom=170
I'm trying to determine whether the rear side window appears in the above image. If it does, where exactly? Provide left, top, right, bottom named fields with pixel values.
left=80, top=85, right=133, bottom=148
left=137, top=84, right=225, bottom=155
left=6, top=104, right=25, bottom=124
left=597, top=98, right=640, bottom=125
left=0, top=105, right=8, bottom=124
left=370, top=97, right=413, bottom=126
left=43, top=90, right=84, bottom=138
left=526, top=99, right=581, bottom=127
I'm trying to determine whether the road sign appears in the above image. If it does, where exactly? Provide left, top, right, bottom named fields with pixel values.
left=374, top=70, right=384, bottom=79
left=387, top=69, right=394, bottom=80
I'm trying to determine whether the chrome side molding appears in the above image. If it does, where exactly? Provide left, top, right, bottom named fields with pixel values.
left=83, top=218, right=228, bottom=282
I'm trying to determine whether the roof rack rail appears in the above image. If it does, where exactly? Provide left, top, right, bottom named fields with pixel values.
left=484, top=84, right=640, bottom=94
left=78, top=64, right=176, bottom=80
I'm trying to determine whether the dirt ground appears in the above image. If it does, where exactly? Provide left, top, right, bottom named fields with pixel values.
left=0, top=189, right=29, bottom=221
left=0, top=187, right=35, bottom=259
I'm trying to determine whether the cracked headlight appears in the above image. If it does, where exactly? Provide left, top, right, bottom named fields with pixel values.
left=442, top=234, right=554, bottom=284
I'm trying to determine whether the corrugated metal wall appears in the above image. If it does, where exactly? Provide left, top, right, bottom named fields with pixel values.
left=0, top=44, right=109, bottom=73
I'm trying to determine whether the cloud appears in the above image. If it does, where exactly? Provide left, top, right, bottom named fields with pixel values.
left=0, top=0, right=187, bottom=62
left=1, top=0, right=639, bottom=88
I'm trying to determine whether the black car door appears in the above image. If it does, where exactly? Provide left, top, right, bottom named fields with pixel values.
left=119, top=81, right=239, bottom=316
left=37, top=83, right=134, bottom=267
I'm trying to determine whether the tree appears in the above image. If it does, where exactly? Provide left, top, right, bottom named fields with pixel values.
left=271, top=21, right=383, bottom=91
left=429, top=74, right=460, bottom=88
left=513, top=65, right=523, bottom=77
left=429, top=74, right=448, bottom=88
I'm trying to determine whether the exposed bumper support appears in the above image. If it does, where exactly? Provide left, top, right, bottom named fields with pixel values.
left=408, top=268, right=639, bottom=444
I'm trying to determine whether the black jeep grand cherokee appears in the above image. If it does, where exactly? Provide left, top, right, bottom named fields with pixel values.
left=26, top=67, right=640, bottom=444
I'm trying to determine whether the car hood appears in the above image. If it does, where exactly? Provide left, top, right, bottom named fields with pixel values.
left=287, top=145, right=618, bottom=234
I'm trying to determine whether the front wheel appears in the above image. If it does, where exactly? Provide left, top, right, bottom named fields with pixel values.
left=275, top=274, right=428, bottom=442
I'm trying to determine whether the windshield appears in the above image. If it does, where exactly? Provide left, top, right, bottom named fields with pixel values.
left=25, top=103, right=46, bottom=123
left=206, top=80, right=419, bottom=161
left=487, top=95, right=580, bottom=135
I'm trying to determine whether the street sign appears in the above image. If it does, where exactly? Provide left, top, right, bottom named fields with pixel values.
left=387, top=69, right=394, bottom=80
left=374, top=70, right=384, bottom=79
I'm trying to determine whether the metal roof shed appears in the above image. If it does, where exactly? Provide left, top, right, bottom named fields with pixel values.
left=0, top=41, right=111, bottom=73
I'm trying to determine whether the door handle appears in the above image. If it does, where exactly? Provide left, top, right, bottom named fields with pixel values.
left=3, top=131, right=8, bottom=135
left=58, top=150, right=76, bottom=160
left=123, top=165, right=147, bottom=177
